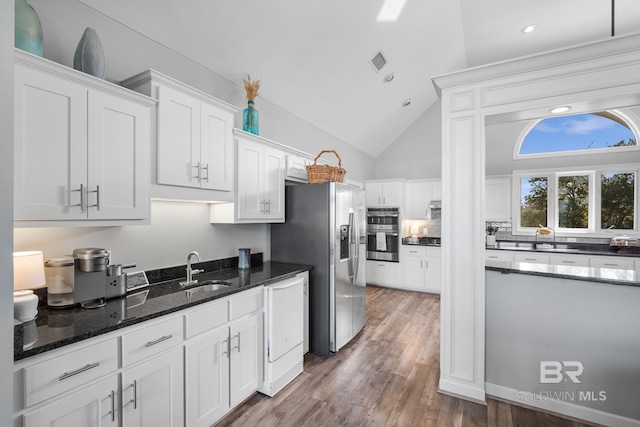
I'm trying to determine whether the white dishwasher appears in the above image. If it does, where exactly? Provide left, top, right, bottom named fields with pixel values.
left=259, top=275, right=305, bottom=396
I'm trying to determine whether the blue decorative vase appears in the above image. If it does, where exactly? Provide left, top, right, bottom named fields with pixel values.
left=238, top=248, right=251, bottom=269
left=73, top=27, right=105, bottom=79
left=243, top=100, right=259, bottom=135
left=15, top=0, right=43, bottom=56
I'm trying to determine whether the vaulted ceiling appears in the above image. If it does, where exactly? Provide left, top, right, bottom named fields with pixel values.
left=79, top=0, right=640, bottom=157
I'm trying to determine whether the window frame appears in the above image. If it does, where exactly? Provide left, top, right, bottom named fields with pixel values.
left=513, top=165, right=640, bottom=237
left=513, top=110, right=640, bottom=160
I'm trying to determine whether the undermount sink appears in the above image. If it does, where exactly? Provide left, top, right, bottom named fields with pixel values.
left=184, top=280, right=231, bottom=298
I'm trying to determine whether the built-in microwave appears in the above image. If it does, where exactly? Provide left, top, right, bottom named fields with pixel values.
left=366, top=208, right=400, bottom=262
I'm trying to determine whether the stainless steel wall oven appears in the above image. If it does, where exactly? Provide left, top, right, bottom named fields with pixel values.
left=366, top=208, right=399, bottom=262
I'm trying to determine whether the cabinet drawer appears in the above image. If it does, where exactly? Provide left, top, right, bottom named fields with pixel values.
left=513, top=252, right=550, bottom=264
left=549, top=254, right=590, bottom=267
left=229, top=287, right=263, bottom=320
left=485, top=250, right=514, bottom=262
left=185, top=298, right=229, bottom=339
left=590, top=256, right=635, bottom=270
left=403, top=246, right=426, bottom=256
left=23, top=338, right=118, bottom=407
left=122, top=316, right=183, bottom=366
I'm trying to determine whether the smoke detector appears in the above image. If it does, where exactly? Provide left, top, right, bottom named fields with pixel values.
left=370, top=51, right=387, bottom=72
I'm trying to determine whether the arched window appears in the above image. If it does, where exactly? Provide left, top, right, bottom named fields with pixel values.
left=517, top=111, right=637, bottom=157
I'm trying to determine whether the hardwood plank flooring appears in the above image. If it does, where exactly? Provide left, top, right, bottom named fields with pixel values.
left=215, top=285, right=596, bottom=427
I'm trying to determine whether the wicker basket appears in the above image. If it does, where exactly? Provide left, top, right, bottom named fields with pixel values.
left=306, top=150, right=346, bottom=184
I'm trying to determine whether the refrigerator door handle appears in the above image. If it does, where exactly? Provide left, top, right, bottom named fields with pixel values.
left=348, top=211, right=354, bottom=282
left=353, top=209, right=360, bottom=282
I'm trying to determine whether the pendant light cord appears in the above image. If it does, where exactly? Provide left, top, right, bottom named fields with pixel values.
left=611, top=0, right=615, bottom=37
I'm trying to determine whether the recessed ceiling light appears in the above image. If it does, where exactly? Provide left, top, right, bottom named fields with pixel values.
left=384, top=73, right=395, bottom=83
left=521, top=24, right=537, bottom=33
left=377, top=0, right=407, bottom=22
left=550, top=106, right=571, bottom=114
left=402, top=98, right=412, bottom=107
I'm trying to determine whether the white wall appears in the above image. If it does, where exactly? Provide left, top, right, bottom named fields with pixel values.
left=14, top=201, right=269, bottom=272
left=374, top=100, right=442, bottom=180
left=1, top=0, right=14, bottom=424
left=28, top=0, right=375, bottom=182
left=12, top=0, right=377, bottom=272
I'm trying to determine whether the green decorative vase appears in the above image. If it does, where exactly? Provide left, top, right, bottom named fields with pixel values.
left=15, top=0, right=43, bottom=56
left=243, top=100, right=259, bottom=135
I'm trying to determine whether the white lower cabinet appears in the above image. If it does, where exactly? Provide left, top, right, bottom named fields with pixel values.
left=513, top=251, right=550, bottom=264
left=401, top=246, right=441, bottom=293
left=548, top=253, right=590, bottom=267
left=23, top=375, right=118, bottom=427
left=14, top=287, right=266, bottom=427
left=589, top=256, right=635, bottom=270
left=366, top=260, right=402, bottom=287
left=121, top=347, right=184, bottom=427
left=485, top=250, right=514, bottom=262
left=184, top=287, right=263, bottom=427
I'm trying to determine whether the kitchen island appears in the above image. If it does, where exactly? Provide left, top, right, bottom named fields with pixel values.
left=485, top=261, right=640, bottom=425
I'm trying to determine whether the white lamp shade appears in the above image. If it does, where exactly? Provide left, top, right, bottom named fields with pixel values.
left=14, top=251, right=46, bottom=291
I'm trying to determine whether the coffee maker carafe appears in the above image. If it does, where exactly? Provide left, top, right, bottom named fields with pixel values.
left=72, top=248, right=109, bottom=308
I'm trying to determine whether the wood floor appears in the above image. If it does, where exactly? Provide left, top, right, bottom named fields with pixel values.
left=215, top=285, right=596, bottom=427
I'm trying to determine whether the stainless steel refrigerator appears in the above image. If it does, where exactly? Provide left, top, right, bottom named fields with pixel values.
left=271, top=182, right=366, bottom=356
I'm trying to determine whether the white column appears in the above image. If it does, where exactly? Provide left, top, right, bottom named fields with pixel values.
left=438, top=88, right=486, bottom=401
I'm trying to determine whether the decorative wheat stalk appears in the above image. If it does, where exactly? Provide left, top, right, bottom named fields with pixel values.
left=243, top=75, right=261, bottom=101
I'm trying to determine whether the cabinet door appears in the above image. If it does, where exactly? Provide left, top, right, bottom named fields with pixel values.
left=548, top=253, right=590, bottom=267
left=200, top=102, right=234, bottom=191
left=403, top=253, right=426, bottom=289
left=513, top=252, right=550, bottom=264
left=263, top=147, right=285, bottom=221
left=381, top=182, right=404, bottom=207
left=14, top=63, right=88, bottom=220
left=236, top=138, right=265, bottom=219
left=156, top=85, right=200, bottom=188
left=23, top=376, right=118, bottom=427
left=589, top=256, right=635, bottom=270
left=365, top=182, right=383, bottom=206
left=229, top=314, right=262, bottom=408
left=122, top=347, right=184, bottom=427
left=424, top=255, right=442, bottom=293
left=185, top=327, right=230, bottom=427
left=485, top=177, right=511, bottom=221
left=88, top=90, right=149, bottom=220
left=405, top=182, right=429, bottom=219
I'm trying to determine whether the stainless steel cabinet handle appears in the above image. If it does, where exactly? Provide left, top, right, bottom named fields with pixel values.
left=603, top=263, right=618, bottom=267
left=221, top=337, right=229, bottom=358
left=232, top=333, right=241, bottom=353
left=260, top=200, right=265, bottom=213
left=562, top=261, right=576, bottom=264
left=88, top=185, right=100, bottom=211
left=409, top=250, right=418, bottom=254
left=58, top=362, right=100, bottom=381
left=202, top=163, right=209, bottom=182
left=265, top=200, right=270, bottom=214
left=71, top=184, right=85, bottom=212
left=109, top=390, right=115, bottom=422
left=132, top=380, right=138, bottom=409
left=145, top=334, right=173, bottom=347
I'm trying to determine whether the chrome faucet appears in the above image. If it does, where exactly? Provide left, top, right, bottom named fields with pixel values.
left=180, top=251, right=203, bottom=286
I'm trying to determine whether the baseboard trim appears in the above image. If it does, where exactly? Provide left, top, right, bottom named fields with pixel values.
left=486, top=382, right=640, bottom=427
left=438, top=378, right=486, bottom=403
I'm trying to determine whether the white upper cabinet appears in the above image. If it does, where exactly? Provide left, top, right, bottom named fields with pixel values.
left=14, top=50, right=154, bottom=226
left=122, top=70, right=238, bottom=201
left=211, top=130, right=286, bottom=223
left=485, top=176, right=511, bottom=221
left=365, top=180, right=405, bottom=207
left=236, top=135, right=285, bottom=221
left=405, top=179, right=441, bottom=219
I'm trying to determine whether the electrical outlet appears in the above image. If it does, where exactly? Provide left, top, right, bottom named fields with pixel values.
left=423, top=228, right=429, bottom=235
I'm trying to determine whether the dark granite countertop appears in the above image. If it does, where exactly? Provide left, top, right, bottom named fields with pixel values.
left=14, top=261, right=310, bottom=361
left=486, top=260, right=640, bottom=287
left=487, top=240, right=640, bottom=257
left=401, top=236, right=441, bottom=247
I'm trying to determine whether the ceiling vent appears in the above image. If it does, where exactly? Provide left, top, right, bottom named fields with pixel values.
left=370, top=51, right=387, bottom=72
